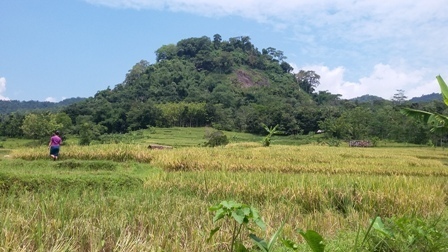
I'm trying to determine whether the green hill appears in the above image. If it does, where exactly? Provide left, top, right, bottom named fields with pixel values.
left=409, top=93, right=442, bottom=103
left=63, top=35, right=340, bottom=135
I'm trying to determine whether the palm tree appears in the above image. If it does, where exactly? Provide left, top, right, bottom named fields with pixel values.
left=401, top=75, right=448, bottom=132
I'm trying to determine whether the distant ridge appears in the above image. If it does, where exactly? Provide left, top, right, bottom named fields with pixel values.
left=408, top=92, right=442, bottom=103
left=350, top=94, right=385, bottom=102
left=0, top=97, right=86, bottom=114
left=350, top=93, right=443, bottom=103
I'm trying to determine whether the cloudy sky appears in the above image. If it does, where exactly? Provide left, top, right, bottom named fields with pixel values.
left=1, top=0, right=447, bottom=102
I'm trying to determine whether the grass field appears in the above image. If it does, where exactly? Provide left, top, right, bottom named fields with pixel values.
left=0, top=128, right=447, bottom=251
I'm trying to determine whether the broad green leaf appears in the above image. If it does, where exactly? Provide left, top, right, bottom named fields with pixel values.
left=250, top=206, right=260, bottom=219
left=213, top=208, right=226, bottom=223
left=298, top=229, right=325, bottom=252
left=436, top=75, right=448, bottom=106
left=249, top=234, right=268, bottom=251
left=372, top=217, right=393, bottom=238
left=209, top=204, right=222, bottom=211
left=207, top=226, right=220, bottom=242
left=400, top=108, right=435, bottom=124
left=428, top=113, right=448, bottom=127
left=281, top=238, right=299, bottom=250
left=401, top=108, right=448, bottom=131
left=401, top=75, right=448, bottom=133
left=242, top=206, right=251, bottom=216
left=221, top=200, right=232, bottom=209
left=232, top=210, right=246, bottom=224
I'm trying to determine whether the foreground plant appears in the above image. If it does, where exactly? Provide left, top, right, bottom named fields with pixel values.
left=364, top=215, right=448, bottom=251
left=208, top=200, right=266, bottom=251
left=208, top=201, right=326, bottom=252
left=401, top=75, right=448, bottom=131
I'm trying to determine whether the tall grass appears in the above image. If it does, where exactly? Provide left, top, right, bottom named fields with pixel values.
left=150, top=144, right=448, bottom=176
left=3, top=143, right=448, bottom=250
left=10, top=144, right=152, bottom=162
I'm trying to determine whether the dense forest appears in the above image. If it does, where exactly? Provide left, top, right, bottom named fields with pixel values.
left=0, top=98, right=85, bottom=114
left=1, top=35, right=447, bottom=145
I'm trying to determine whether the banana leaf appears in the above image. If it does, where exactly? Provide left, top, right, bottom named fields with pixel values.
left=401, top=74, right=448, bottom=131
left=436, top=75, right=448, bottom=106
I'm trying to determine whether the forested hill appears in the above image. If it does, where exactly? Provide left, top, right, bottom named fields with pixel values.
left=409, top=93, right=442, bottom=103
left=0, top=97, right=85, bottom=114
left=2, top=35, right=446, bottom=145
left=63, top=35, right=341, bottom=135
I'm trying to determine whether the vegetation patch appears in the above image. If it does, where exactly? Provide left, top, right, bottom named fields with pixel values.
left=0, top=173, right=143, bottom=193
left=53, top=159, right=118, bottom=171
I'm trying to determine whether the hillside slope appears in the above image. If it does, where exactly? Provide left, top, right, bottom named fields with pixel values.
left=63, top=35, right=331, bottom=135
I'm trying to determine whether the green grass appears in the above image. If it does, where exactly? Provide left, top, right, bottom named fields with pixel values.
left=1, top=128, right=448, bottom=251
left=0, top=127, right=426, bottom=149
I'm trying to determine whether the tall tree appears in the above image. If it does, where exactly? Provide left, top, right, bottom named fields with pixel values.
left=295, top=70, right=320, bottom=94
left=155, top=44, right=178, bottom=62
left=213, top=34, right=222, bottom=49
left=392, top=89, right=407, bottom=105
left=21, top=113, right=62, bottom=140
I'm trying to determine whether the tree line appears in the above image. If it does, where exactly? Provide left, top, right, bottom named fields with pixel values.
left=0, top=34, right=446, bottom=145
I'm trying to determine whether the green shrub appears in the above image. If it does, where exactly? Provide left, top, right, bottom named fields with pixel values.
left=204, top=130, right=229, bottom=147
left=366, top=215, right=448, bottom=251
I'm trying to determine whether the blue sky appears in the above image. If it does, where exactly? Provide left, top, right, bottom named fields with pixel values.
left=1, top=0, right=447, bottom=102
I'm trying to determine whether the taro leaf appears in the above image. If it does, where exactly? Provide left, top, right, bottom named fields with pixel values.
left=242, top=206, right=251, bottom=216
left=250, top=206, right=260, bottom=219
left=298, top=229, right=325, bottom=252
left=220, top=200, right=241, bottom=210
left=232, top=210, right=246, bottom=224
left=372, top=217, right=393, bottom=238
left=249, top=234, right=268, bottom=252
left=281, top=238, right=299, bottom=250
left=209, top=204, right=222, bottom=211
left=207, top=226, right=221, bottom=242
left=221, top=200, right=233, bottom=209
left=213, top=208, right=226, bottom=223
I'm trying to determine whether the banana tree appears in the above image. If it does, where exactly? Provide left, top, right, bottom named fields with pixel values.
left=261, top=123, right=280, bottom=147
left=401, top=75, right=448, bottom=132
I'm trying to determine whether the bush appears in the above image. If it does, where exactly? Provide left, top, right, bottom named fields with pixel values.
left=366, top=216, right=448, bottom=251
left=204, top=130, right=229, bottom=147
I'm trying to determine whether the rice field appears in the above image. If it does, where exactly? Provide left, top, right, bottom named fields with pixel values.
left=1, top=141, right=448, bottom=251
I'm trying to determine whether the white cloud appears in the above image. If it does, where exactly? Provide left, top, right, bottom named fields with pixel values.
left=86, top=0, right=448, bottom=99
left=0, top=77, right=10, bottom=101
left=45, top=97, right=58, bottom=103
left=85, top=0, right=448, bottom=64
left=303, top=64, right=440, bottom=100
left=84, top=0, right=447, bottom=29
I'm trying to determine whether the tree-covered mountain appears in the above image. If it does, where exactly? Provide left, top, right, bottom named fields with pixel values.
left=63, top=35, right=342, bottom=135
left=350, top=95, right=385, bottom=103
left=0, top=97, right=85, bottom=114
left=409, top=93, right=442, bottom=103
left=2, top=34, right=446, bottom=146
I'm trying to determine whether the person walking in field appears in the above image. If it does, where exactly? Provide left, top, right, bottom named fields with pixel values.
left=48, top=130, right=62, bottom=161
